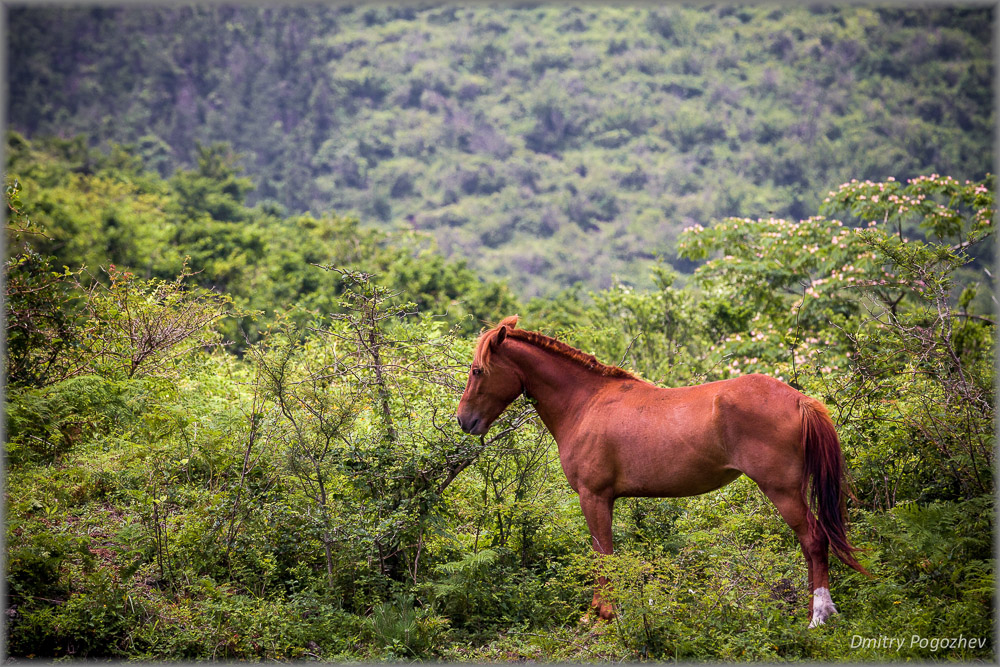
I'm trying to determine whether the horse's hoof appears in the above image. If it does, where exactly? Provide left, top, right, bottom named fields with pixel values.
left=807, top=587, right=838, bottom=628
left=588, top=601, right=616, bottom=621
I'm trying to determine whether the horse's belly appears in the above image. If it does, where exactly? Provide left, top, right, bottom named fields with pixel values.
left=616, top=463, right=742, bottom=498
left=604, top=422, right=738, bottom=497
left=561, top=430, right=740, bottom=498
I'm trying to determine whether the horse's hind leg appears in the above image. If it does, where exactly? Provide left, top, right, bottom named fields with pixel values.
left=754, top=481, right=836, bottom=627
left=802, top=514, right=836, bottom=627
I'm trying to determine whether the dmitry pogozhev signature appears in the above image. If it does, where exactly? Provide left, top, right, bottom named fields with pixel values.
left=851, top=634, right=988, bottom=652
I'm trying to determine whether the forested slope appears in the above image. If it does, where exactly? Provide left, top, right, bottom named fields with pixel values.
left=8, top=4, right=993, bottom=295
left=5, top=135, right=995, bottom=661
left=4, top=4, right=995, bottom=661
left=3, top=133, right=518, bottom=347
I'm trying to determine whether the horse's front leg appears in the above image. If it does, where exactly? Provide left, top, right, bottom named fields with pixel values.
left=579, top=490, right=616, bottom=620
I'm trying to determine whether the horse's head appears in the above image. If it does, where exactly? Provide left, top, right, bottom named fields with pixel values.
left=457, top=315, right=524, bottom=435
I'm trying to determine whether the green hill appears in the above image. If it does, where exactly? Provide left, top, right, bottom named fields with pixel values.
left=5, top=7, right=996, bottom=656
left=8, top=4, right=993, bottom=296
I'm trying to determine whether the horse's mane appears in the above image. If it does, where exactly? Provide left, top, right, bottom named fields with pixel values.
left=473, top=315, right=639, bottom=380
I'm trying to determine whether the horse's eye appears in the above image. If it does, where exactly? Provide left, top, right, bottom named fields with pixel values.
left=472, top=368, right=483, bottom=376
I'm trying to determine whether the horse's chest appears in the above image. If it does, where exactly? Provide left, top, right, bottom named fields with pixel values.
left=555, top=432, right=622, bottom=494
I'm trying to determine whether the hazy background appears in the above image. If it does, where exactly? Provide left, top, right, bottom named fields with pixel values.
left=8, top=4, right=994, bottom=296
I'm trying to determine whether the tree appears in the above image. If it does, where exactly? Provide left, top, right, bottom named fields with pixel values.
left=823, top=175, right=995, bottom=502
left=252, top=269, right=534, bottom=595
left=5, top=178, right=87, bottom=387
left=677, top=174, right=995, bottom=504
left=78, top=264, right=236, bottom=381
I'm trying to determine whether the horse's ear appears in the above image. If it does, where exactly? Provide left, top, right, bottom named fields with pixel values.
left=490, top=315, right=517, bottom=347
left=493, top=315, right=517, bottom=347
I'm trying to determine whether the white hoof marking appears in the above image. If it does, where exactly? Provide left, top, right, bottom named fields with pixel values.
left=808, top=587, right=838, bottom=628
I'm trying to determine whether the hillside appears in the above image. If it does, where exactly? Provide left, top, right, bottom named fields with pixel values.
left=8, top=4, right=994, bottom=296
left=5, top=5, right=996, bottom=660
left=4, top=133, right=520, bottom=347
left=5, top=157, right=995, bottom=659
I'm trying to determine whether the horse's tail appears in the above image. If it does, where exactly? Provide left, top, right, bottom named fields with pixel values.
left=799, top=398, right=869, bottom=576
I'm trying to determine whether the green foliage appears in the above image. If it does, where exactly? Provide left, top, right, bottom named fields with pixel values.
left=580, top=266, right=707, bottom=385
left=6, top=375, right=135, bottom=465
left=7, top=5, right=992, bottom=296
left=4, top=154, right=994, bottom=660
left=431, top=548, right=501, bottom=622
left=248, top=269, right=538, bottom=601
left=6, top=133, right=518, bottom=343
left=79, top=264, right=236, bottom=380
left=4, top=176, right=87, bottom=388
left=565, top=482, right=993, bottom=661
left=823, top=177, right=995, bottom=501
left=368, top=593, right=450, bottom=659
left=4, top=248, right=85, bottom=388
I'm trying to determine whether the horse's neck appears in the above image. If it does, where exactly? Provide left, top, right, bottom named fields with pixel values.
left=507, top=340, right=608, bottom=441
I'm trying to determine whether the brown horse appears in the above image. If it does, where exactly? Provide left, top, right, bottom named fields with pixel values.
left=456, top=316, right=867, bottom=627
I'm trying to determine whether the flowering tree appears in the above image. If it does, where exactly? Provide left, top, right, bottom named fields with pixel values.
left=825, top=175, right=994, bottom=502
left=678, top=174, right=994, bottom=504
left=677, top=212, right=877, bottom=382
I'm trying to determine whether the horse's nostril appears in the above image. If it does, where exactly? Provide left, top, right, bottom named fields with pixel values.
left=457, top=414, right=479, bottom=434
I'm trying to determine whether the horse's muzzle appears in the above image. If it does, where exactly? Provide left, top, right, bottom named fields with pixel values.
left=457, top=413, right=484, bottom=435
